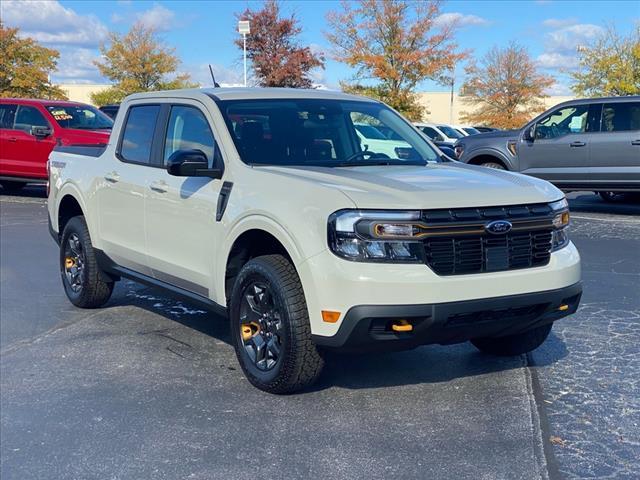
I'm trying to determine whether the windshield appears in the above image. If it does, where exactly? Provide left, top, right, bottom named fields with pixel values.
left=46, top=105, right=113, bottom=130
left=463, top=127, right=480, bottom=135
left=436, top=125, right=464, bottom=139
left=219, top=99, right=439, bottom=167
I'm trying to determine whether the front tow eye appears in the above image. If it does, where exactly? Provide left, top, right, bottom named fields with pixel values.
left=391, top=319, right=413, bottom=332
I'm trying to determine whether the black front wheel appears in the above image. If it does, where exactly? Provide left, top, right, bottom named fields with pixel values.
left=230, top=254, right=324, bottom=394
left=60, top=216, right=114, bottom=308
left=598, top=191, right=626, bottom=203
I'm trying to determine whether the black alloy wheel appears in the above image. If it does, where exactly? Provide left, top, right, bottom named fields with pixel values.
left=239, top=281, right=284, bottom=371
left=63, top=232, right=86, bottom=293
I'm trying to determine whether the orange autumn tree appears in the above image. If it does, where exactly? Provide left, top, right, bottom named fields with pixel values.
left=460, top=43, right=554, bottom=129
left=326, top=0, right=465, bottom=120
left=0, top=22, right=67, bottom=99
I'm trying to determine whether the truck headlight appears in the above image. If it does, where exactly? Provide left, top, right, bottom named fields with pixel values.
left=328, top=210, right=425, bottom=263
left=454, top=143, right=464, bottom=158
left=550, top=198, right=570, bottom=251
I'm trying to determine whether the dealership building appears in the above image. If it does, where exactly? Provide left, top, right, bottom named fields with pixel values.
left=57, top=83, right=573, bottom=125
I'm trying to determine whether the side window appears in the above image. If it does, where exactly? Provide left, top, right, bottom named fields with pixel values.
left=602, top=102, right=640, bottom=132
left=421, top=126, right=439, bottom=139
left=14, top=106, right=49, bottom=133
left=119, top=105, right=160, bottom=164
left=164, top=106, right=215, bottom=166
left=535, top=105, right=589, bottom=139
left=0, top=104, right=17, bottom=129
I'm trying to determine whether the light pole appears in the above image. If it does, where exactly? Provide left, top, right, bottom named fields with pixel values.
left=238, top=20, right=250, bottom=87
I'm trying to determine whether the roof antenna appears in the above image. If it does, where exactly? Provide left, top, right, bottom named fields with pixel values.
left=209, top=64, right=220, bottom=88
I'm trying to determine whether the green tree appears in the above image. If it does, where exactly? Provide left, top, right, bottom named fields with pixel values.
left=460, top=43, right=554, bottom=129
left=0, top=22, right=67, bottom=99
left=325, top=0, right=465, bottom=120
left=91, top=23, right=196, bottom=106
left=571, top=26, right=640, bottom=97
left=235, top=0, right=324, bottom=88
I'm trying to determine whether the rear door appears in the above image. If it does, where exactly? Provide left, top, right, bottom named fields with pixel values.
left=518, top=103, right=596, bottom=184
left=0, top=103, right=18, bottom=177
left=588, top=101, right=640, bottom=188
left=4, top=105, right=56, bottom=179
left=144, top=102, right=224, bottom=296
left=96, top=104, right=161, bottom=275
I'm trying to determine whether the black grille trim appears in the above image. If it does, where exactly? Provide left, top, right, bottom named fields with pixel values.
left=421, top=203, right=556, bottom=275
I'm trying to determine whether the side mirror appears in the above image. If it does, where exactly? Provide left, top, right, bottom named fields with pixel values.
left=31, top=126, right=52, bottom=138
left=167, top=149, right=222, bottom=178
left=434, top=134, right=444, bottom=143
left=523, top=125, right=536, bottom=142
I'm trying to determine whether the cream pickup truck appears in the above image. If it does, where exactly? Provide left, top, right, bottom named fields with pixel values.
left=48, top=88, right=582, bottom=393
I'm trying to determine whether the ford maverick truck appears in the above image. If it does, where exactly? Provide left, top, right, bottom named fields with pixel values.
left=48, top=88, right=582, bottom=393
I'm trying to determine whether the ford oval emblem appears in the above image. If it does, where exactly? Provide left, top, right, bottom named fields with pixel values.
left=485, top=220, right=512, bottom=235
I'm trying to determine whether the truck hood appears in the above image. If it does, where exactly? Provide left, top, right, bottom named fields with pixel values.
left=257, top=162, right=563, bottom=209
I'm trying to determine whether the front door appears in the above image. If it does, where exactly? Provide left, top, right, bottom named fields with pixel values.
left=3, top=105, right=56, bottom=179
left=97, top=104, right=161, bottom=275
left=518, top=103, right=595, bottom=185
left=144, top=103, right=223, bottom=297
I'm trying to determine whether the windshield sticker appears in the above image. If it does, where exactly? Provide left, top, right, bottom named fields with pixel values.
left=52, top=112, right=73, bottom=121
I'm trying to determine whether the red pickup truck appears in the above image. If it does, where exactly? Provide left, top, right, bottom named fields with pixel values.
left=0, top=99, right=112, bottom=193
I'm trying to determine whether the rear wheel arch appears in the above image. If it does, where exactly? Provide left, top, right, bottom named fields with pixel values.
left=58, top=194, right=84, bottom=240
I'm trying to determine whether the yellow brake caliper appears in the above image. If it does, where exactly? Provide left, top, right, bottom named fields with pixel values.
left=65, top=257, right=75, bottom=269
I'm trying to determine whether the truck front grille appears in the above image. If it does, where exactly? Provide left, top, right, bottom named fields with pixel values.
left=420, top=203, right=555, bottom=276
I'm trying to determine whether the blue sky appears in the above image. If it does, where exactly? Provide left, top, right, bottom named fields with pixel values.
left=2, top=0, right=639, bottom=94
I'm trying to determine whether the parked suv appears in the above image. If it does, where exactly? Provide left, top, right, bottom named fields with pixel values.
left=48, top=88, right=582, bottom=393
left=454, top=97, right=640, bottom=197
left=0, top=99, right=112, bottom=193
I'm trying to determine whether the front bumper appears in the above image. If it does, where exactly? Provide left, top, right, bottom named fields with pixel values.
left=312, top=282, right=582, bottom=352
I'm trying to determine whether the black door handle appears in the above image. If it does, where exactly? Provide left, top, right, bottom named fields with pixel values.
left=570, top=141, right=586, bottom=147
left=632, top=140, right=640, bottom=146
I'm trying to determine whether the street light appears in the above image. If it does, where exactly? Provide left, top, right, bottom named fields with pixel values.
left=238, top=20, right=250, bottom=87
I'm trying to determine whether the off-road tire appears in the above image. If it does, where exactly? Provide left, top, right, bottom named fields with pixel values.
left=480, top=161, right=506, bottom=170
left=0, top=180, right=25, bottom=194
left=471, top=323, right=552, bottom=356
left=60, top=216, right=114, bottom=308
left=230, top=254, right=324, bottom=394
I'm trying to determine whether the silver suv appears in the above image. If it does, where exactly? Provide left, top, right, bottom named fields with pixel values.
left=454, top=96, right=640, bottom=199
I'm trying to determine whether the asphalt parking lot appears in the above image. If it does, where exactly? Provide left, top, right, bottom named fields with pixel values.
left=1, top=188, right=638, bottom=480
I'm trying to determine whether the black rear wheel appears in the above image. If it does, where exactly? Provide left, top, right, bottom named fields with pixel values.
left=60, top=216, right=114, bottom=308
left=471, top=323, right=552, bottom=356
left=230, top=254, right=324, bottom=393
left=0, top=180, right=25, bottom=194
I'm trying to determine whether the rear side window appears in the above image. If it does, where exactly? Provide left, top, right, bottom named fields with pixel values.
left=602, top=102, right=640, bottom=132
left=0, top=104, right=17, bottom=129
left=14, top=106, right=49, bottom=133
left=119, top=105, right=160, bottom=164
